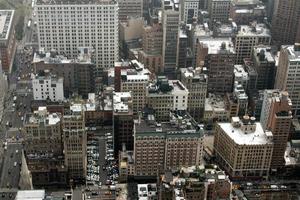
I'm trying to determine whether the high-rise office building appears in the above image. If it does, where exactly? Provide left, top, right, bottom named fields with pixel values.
left=214, top=116, right=274, bottom=179
left=162, top=0, right=180, bottom=76
left=260, top=90, right=292, bottom=169
left=117, top=0, right=142, bottom=22
left=235, top=23, right=271, bottom=64
left=0, top=10, right=16, bottom=73
left=271, top=0, right=300, bottom=46
left=251, top=45, right=276, bottom=90
left=113, top=92, right=134, bottom=154
left=208, top=0, right=231, bottom=23
left=139, top=22, right=163, bottom=74
left=179, top=67, right=207, bottom=122
left=196, top=38, right=235, bottom=94
left=134, top=113, right=203, bottom=176
left=180, top=0, right=199, bottom=24
left=275, top=44, right=300, bottom=116
left=35, top=0, right=119, bottom=70
left=24, top=107, right=67, bottom=187
left=63, top=104, right=87, bottom=180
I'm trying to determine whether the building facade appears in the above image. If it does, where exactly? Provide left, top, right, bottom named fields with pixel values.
left=146, top=77, right=189, bottom=122
left=0, top=10, right=16, bottom=73
left=35, top=0, right=119, bottom=69
left=214, top=116, right=274, bottom=179
left=197, top=38, right=235, bottom=94
left=162, top=0, right=180, bottom=76
left=275, top=44, right=300, bottom=116
left=234, top=23, right=271, bottom=64
left=208, top=0, right=231, bottom=23
left=113, top=92, right=134, bottom=154
left=134, top=113, right=204, bottom=176
left=260, top=90, right=292, bottom=169
left=271, top=0, right=300, bottom=46
left=63, top=104, right=87, bottom=180
left=180, top=0, right=199, bottom=24
left=24, top=107, right=67, bottom=187
left=32, top=71, right=64, bottom=102
left=117, top=0, right=142, bottom=22
left=179, top=67, right=207, bottom=122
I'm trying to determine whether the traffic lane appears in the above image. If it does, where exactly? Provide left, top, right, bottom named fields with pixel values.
left=0, top=143, right=22, bottom=189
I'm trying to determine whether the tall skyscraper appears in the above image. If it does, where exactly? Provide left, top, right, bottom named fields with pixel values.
left=35, top=0, right=119, bottom=70
left=271, top=0, right=300, bottom=46
left=162, top=0, right=180, bottom=76
left=260, top=90, right=292, bottom=169
left=275, top=44, right=300, bottom=116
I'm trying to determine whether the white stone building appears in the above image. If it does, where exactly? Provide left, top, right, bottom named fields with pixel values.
left=35, top=0, right=119, bottom=70
left=32, top=71, right=64, bottom=102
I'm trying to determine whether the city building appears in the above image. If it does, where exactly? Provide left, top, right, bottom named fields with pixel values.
left=134, top=112, right=204, bottom=176
left=251, top=45, right=276, bottom=90
left=229, top=0, right=266, bottom=25
left=138, top=22, right=163, bottom=74
left=117, top=60, right=151, bottom=114
left=118, top=146, right=134, bottom=182
left=0, top=63, right=8, bottom=122
left=234, top=23, right=271, bottom=64
left=180, top=0, right=199, bottom=24
left=162, top=0, right=180, bottom=76
left=24, top=107, right=67, bottom=187
left=275, top=44, right=300, bottom=116
left=138, top=184, right=158, bottom=199
left=0, top=10, right=16, bottom=73
left=196, top=38, right=235, bottom=94
left=207, top=0, right=231, bottom=23
left=212, top=22, right=238, bottom=38
left=177, top=29, right=188, bottom=68
left=117, top=0, right=142, bottom=22
left=113, top=92, right=134, bottom=154
left=119, top=17, right=144, bottom=59
left=233, top=82, right=248, bottom=116
left=260, top=90, right=293, bottom=169
left=159, top=165, right=232, bottom=200
left=33, top=48, right=95, bottom=98
left=271, top=0, right=300, bottom=46
left=35, top=0, right=119, bottom=70
left=179, top=67, right=207, bottom=122
left=204, top=93, right=229, bottom=122
left=234, top=65, right=249, bottom=91
left=63, top=104, right=87, bottom=180
left=32, top=70, right=64, bottom=102
left=214, top=116, right=274, bottom=179
left=146, top=77, right=189, bottom=122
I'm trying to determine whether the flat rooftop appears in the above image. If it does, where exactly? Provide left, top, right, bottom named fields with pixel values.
left=283, top=45, right=300, bottom=62
left=113, top=92, right=132, bottom=113
left=199, top=38, right=235, bottom=54
left=218, top=120, right=273, bottom=145
left=253, top=46, right=275, bottom=63
left=0, top=10, right=14, bottom=41
left=234, top=65, right=249, bottom=81
left=36, top=0, right=116, bottom=5
left=180, top=67, right=207, bottom=82
left=15, top=190, right=45, bottom=200
left=205, top=94, right=226, bottom=112
left=237, top=23, right=270, bottom=37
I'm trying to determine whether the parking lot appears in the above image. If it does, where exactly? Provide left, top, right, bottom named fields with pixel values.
left=86, top=132, right=119, bottom=189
